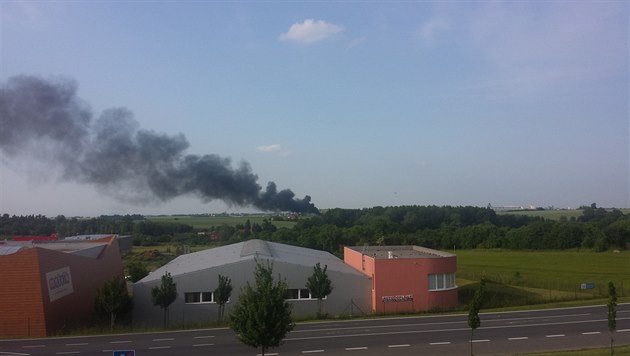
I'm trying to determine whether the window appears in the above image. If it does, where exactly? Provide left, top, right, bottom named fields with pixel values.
left=427, top=273, right=456, bottom=291
left=284, top=288, right=326, bottom=300
left=184, top=291, right=230, bottom=304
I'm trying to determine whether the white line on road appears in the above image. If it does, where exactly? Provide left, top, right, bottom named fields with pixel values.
left=582, top=332, right=601, bottom=335
left=546, top=334, right=565, bottom=338
left=388, top=344, right=410, bottom=348
left=508, top=337, right=528, bottom=340
left=618, top=329, right=630, bottom=332
left=193, top=335, right=215, bottom=339
left=257, top=353, right=279, bottom=356
left=152, top=338, right=174, bottom=342
left=430, top=342, right=451, bottom=345
left=109, top=340, right=132, bottom=344
left=148, top=346, right=171, bottom=350
left=472, top=339, right=490, bottom=343
left=345, top=346, right=368, bottom=350
left=302, top=351, right=325, bottom=354
left=192, top=343, right=215, bottom=347
left=65, top=343, right=88, bottom=346
left=0, top=352, right=31, bottom=356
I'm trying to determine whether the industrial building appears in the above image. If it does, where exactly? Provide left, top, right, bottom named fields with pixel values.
left=0, top=235, right=124, bottom=338
left=133, top=239, right=457, bottom=327
left=132, top=239, right=372, bottom=327
left=344, top=245, right=458, bottom=314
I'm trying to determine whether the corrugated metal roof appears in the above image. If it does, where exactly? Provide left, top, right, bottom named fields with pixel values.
left=140, top=239, right=361, bottom=283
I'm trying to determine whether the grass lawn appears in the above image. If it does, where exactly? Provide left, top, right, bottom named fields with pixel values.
left=146, top=215, right=297, bottom=229
left=456, top=249, right=630, bottom=304
left=498, top=208, right=630, bottom=221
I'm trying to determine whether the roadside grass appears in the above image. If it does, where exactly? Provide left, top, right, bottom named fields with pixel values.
left=456, top=249, right=630, bottom=302
left=146, top=215, right=297, bottom=229
left=515, top=345, right=630, bottom=355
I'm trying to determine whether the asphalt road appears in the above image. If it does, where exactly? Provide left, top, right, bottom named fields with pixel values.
left=1, top=304, right=629, bottom=356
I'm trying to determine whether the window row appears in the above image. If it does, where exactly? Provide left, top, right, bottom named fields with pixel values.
left=184, top=291, right=230, bottom=304
left=284, top=288, right=326, bottom=300
left=427, top=273, right=456, bottom=291
left=185, top=289, right=325, bottom=303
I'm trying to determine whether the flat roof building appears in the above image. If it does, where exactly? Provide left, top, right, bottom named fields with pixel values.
left=344, top=245, right=458, bottom=314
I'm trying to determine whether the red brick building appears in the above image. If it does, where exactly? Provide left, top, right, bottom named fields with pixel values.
left=0, top=236, right=123, bottom=338
left=344, top=245, right=458, bottom=314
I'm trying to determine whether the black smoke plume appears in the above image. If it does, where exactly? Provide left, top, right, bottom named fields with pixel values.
left=0, top=75, right=319, bottom=214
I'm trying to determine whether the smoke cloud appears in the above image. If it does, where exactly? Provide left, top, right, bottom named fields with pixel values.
left=0, top=75, right=319, bottom=214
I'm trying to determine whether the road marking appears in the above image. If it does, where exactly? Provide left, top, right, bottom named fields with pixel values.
left=0, top=352, right=31, bottom=356
left=546, top=334, right=565, bottom=338
left=193, top=335, right=215, bottom=339
left=472, top=339, right=490, bottom=343
left=345, top=346, right=368, bottom=350
left=582, top=331, right=601, bottom=335
left=302, top=350, right=325, bottom=353
left=65, top=343, right=88, bottom=346
left=109, top=340, right=132, bottom=344
left=257, top=354, right=279, bottom=356
left=152, top=338, right=174, bottom=342
left=430, top=342, right=451, bottom=345
left=618, top=329, right=630, bottom=332
left=192, top=343, right=215, bottom=347
left=148, top=346, right=171, bottom=350
left=388, top=344, right=410, bottom=348
left=101, top=350, right=113, bottom=353
left=508, top=337, right=528, bottom=340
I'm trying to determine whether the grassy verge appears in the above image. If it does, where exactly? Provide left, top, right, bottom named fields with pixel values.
left=515, top=345, right=630, bottom=355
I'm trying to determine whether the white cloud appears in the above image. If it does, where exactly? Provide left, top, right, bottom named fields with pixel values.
left=256, top=144, right=291, bottom=157
left=256, top=144, right=282, bottom=153
left=280, top=19, right=344, bottom=44
left=418, top=18, right=450, bottom=43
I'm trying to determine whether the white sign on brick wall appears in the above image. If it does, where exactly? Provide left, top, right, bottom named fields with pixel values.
left=46, top=266, right=74, bottom=302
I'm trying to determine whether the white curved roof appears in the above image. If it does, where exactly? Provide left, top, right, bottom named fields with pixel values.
left=140, top=239, right=361, bottom=283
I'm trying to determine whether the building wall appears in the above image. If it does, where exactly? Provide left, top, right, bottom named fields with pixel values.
left=133, top=257, right=372, bottom=328
left=0, top=248, right=47, bottom=338
left=343, top=247, right=458, bottom=314
left=0, top=237, right=123, bottom=338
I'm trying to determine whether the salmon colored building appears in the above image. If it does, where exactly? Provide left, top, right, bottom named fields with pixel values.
left=344, top=245, right=457, bottom=314
left=0, top=236, right=123, bottom=338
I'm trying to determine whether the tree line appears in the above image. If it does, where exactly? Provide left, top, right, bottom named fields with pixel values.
left=2, top=204, right=629, bottom=254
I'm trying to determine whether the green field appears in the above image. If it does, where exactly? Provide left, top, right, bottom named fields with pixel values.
left=456, top=249, right=630, bottom=305
left=498, top=208, right=630, bottom=221
left=146, top=214, right=298, bottom=229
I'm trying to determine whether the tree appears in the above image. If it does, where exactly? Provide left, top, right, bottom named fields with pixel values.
left=306, top=262, right=333, bottom=318
left=608, top=281, right=617, bottom=355
left=214, top=274, right=232, bottom=322
left=94, top=275, right=132, bottom=331
left=468, top=278, right=486, bottom=356
left=229, top=261, right=295, bottom=356
left=151, top=272, right=177, bottom=328
left=127, top=261, right=149, bottom=283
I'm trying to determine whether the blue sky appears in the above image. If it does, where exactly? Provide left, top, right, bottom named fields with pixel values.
left=1, top=1, right=628, bottom=216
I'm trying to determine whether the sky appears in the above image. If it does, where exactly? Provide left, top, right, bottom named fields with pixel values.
left=0, top=1, right=628, bottom=217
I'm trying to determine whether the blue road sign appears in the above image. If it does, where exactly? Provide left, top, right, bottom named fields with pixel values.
left=113, top=351, right=135, bottom=356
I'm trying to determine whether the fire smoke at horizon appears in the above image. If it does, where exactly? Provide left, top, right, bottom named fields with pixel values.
left=0, top=75, right=319, bottom=214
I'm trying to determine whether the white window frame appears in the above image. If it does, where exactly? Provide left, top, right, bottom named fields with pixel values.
left=285, top=288, right=327, bottom=301
left=184, top=291, right=231, bottom=304
left=427, top=273, right=457, bottom=291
